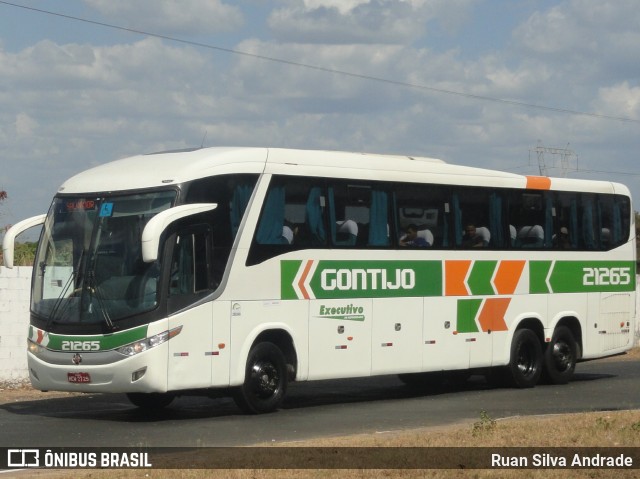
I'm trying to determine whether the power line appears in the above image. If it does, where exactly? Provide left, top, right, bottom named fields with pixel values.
left=576, top=169, right=640, bottom=177
left=2, top=0, right=640, bottom=125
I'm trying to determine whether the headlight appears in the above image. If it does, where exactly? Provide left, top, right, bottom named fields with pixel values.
left=116, top=326, right=182, bottom=357
left=28, top=339, right=46, bottom=355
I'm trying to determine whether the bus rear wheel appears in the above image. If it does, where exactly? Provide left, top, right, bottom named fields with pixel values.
left=506, top=329, right=542, bottom=388
left=234, top=342, right=288, bottom=414
left=543, top=326, right=577, bottom=385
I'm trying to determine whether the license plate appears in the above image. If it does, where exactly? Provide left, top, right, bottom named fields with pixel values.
left=67, top=372, right=91, bottom=383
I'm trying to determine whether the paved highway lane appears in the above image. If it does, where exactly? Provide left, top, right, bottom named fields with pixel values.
left=1, top=358, right=638, bottom=448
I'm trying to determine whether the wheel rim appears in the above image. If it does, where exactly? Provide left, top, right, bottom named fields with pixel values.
left=517, top=342, right=536, bottom=377
left=250, top=360, right=280, bottom=399
left=552, top=340, right=573, bottom=372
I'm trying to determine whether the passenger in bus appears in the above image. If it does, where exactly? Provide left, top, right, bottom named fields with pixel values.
left=282, top=225, right=294, bottom=244
left=462, top=224, right=488, bottom=248
left=516, top=225, right=544, bottom=248
left=282, top=223, right=299, bottom=244
left=335, top=219, right=358, bottom=245
left=553, top=226, right=571, bottom=249
left=399, top=224, right=431, bottom=247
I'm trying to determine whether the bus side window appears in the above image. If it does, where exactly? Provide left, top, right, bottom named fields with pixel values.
left=453, top=186, right=502, bottom=248
left=394, top=183, right=446, bottom=248
left=248, top=177, right=330, bottom=264
left=508, top=191, right=552, bottom=249
left=327, top=183, right=369, bottom=247
left=256, top=180, right=330, bottom=247
left=607, top=195, right=631, bottom=249
left=326, top=183, right=390, bottom=247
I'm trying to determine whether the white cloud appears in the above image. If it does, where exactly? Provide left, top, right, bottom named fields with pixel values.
left=14, top=113, right=38, bottom=137
left=593, top=82, right=640, bottom=120
left=82, top=0, right=244, bottom=34
left=268, top=0, right=477, bottom=44
left=1, top=0, right=639, bottom=224
left=302, top=0, right=370, bottom=15
left=514, top=0, right=640, bottom=66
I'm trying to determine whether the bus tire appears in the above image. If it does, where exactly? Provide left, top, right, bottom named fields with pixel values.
left=234, top=342, right=288, bottom=414
left=126, top=392, right=174, bottom=410
left=507, top=329, right=542, bottom=388
left=543, top=326, right=577, bottom=385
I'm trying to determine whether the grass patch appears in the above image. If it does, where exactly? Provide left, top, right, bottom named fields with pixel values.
left=9, top=409, right=637, bottom=479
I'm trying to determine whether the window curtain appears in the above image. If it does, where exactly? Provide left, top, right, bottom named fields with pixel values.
left=570, top=198, right=579, bottom=249
left=327, top=187, right=337, bottom=244
left=452, top=194, right=462, bottom=247
left=582, top=199, right=595, bottom=249
left=489, top=193, right=503, bottom=248
left=305, top=187, right=326, bottom=244
left=544, top=196, right=554, bottom=248
left=612, top=199, right=622, bottom=246
left=368, top=190, right=389, bottom=246
left=256, top=186, right=287, bottom=244
left=230, top=184, right=253, bottom=237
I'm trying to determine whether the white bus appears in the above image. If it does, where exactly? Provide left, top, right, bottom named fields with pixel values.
left=3, top=147, right=636, bottom=413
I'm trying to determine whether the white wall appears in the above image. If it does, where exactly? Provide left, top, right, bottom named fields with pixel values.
left=1, top=266, right=639, bottom=385
left=0, top=266, right=32, bottom=385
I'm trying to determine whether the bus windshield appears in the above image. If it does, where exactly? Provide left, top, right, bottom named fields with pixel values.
left=31, top=191, right=176, bottom=327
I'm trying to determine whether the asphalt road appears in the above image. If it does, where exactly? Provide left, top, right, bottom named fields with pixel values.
left=1, top=358, right=638, bottom=448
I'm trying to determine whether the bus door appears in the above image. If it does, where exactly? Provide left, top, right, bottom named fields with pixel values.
left=166, top=226, right=214, bottom=390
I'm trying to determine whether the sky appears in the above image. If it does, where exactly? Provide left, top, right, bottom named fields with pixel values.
left=1, top=0, right=639, bottom=237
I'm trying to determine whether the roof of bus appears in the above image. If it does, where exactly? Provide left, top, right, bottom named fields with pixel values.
left=56, top=146, right=628, bottom=196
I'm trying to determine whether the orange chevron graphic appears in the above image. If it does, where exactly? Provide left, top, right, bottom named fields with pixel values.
left=297, top=260, right=315, bottom=299
left=493, top=260, right=526, bottom=295
left=445, top=260, right=471, bottom=296
left=477, top=297, right=510, bottom=332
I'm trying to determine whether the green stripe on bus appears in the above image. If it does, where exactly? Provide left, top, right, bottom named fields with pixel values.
left=467, top=261, right=498, bottom=295
left=44, top=325, right=148, bottom=351
left=530, top=260, right=636, bottom=294
left=281, top=260, right=442, bottom=299
left=280, top=260, right=302, bottom=300
left=282, top=259, right=636, bottom=300
left=457, top=299, right=482, bottom=333
left=529, top=261, right=552, bottom=294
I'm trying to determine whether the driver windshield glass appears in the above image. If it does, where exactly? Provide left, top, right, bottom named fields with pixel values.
left=32, top=191, right=176, bottom=325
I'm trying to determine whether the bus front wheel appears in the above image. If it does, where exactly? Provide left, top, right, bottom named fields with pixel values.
left=234, top=342, right=288, bottom=414
left=507, top=329, right=542, bottom=388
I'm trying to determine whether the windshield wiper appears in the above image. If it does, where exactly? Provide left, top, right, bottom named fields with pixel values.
left=44, top=246, right=85, bottom=329
left=86, top=269, right=116, bottom=331
left=85, top=222, right=118, bottom=331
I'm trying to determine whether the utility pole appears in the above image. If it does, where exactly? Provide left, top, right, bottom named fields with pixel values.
left=530, top=141, right=578, bottom=177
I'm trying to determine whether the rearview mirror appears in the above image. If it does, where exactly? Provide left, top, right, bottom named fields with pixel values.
left=2, top=214, right=46, bottom=268
left=141, top=203, right=217, bottom=262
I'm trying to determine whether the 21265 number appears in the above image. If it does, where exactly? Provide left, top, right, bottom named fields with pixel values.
left=582, top=267, right=631, bottom=286
left=61, top=340, right=100, bottom=351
